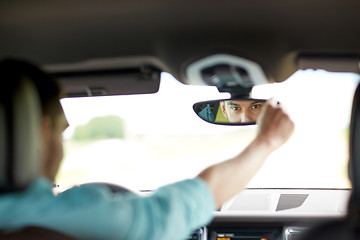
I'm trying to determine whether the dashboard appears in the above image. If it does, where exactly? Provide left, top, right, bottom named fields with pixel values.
left=188, top=188, right=351, bottom=240
left=190, top=216, right=339, bottom=240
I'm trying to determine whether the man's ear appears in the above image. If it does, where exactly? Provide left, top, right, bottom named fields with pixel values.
left=220, top=101, right=228, bottom=118
left=41, top=116, right=52, bottom=136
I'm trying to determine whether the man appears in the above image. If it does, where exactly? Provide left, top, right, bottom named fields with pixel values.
left=0, top=59, right=294, bottom=239
left=220, top=99, right=265, bottom=124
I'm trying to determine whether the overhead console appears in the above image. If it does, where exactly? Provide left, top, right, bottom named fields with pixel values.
left=185, top=54, right=269, bottom=95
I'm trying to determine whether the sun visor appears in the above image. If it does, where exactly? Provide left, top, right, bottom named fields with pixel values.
left=56, top=67, right=161, bottom=98
left=297, top=54, right=360, bottom=73
left=46, top=60, right=162, bottom=98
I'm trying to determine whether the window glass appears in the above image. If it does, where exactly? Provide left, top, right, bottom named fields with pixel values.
left=59, top=70, right=359, bottom=191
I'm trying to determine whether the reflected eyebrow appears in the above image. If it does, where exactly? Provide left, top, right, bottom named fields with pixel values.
left=251, top=101, right=263, bottom=105
left=226, top=101, right=240, bottom=106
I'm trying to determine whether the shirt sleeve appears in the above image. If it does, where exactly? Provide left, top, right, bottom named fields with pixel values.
left=28, top=178, right=215, bottom=240
left=104, top=178, right=216, bottom=240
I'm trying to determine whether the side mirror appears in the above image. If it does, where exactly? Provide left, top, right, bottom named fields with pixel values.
left=193, top=98, right=266, bottom=125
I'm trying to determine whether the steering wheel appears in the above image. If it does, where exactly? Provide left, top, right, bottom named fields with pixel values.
left=80, top=182, right=134, bottom=194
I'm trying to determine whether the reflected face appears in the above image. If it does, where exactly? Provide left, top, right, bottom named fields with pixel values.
left=220, top=100, right=264, bottom=123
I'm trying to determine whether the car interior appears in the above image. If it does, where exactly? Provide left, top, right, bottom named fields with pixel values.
left=1, top=0, right=360, bottom=239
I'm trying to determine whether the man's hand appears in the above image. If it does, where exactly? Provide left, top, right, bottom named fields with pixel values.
left=256, top=98, right=295, bottom=151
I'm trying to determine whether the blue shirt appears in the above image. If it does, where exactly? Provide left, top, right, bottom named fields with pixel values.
left=0, top=177, right=215, bottom=240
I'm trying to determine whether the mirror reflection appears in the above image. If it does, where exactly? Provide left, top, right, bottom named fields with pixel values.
left=193, top=99, right=266, bottom=125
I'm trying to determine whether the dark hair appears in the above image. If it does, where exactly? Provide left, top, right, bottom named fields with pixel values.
left=0, top=58, right=62, bottom=122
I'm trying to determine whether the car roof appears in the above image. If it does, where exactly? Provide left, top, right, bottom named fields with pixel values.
left=1, top=0, right=359, bottom=86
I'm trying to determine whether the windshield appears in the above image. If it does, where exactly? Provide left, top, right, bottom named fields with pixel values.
left=58, top=70, right=359, bottom=192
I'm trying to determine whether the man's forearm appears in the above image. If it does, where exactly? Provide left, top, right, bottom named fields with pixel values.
left=198, top=136, right=274, bottom=208
left=199, top=98, right=294, bottom=209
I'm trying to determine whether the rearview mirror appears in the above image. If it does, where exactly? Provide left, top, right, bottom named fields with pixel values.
left=193, top=99, right=266, bottom=125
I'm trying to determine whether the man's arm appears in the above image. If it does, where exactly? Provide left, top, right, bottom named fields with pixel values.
left=198, top=98, right=295, bottom=208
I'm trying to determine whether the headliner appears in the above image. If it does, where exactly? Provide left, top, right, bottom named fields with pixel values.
left=1, top=0, right=360, bottom=83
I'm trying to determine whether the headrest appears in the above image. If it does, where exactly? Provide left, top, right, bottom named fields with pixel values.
left=0, top=77, right=41, bottom=193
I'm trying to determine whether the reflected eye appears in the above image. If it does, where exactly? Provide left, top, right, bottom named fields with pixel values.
left=251, top=104, right=262, bottom=110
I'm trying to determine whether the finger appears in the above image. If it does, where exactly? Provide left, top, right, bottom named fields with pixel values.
left=267, top=97, right=278, bottom=108
left=276, top=100, right=290, bottom=115
left=271, top=106, right=285, bottom=124
left=260, top=98, right=276, bottom=116
left=279, top=114, right=295, bottom=139
left=267, top=98, right=291, bottom=119
left=269, top=97, right=277, bottom=105
left=257, top=98, right=276, bottom=124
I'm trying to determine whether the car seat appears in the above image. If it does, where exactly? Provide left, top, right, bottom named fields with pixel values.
left=0, top=74, right=41, bottom=193
left=300, top=83, right=360, bottom=240
left=0, top=70, right=75, bottom=239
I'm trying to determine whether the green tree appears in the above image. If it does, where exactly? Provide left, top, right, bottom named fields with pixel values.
left=72, top=115, right=125, bottom=141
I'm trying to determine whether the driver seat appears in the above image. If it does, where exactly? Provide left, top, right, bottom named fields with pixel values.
left=0, top=60, right=75, bottom=240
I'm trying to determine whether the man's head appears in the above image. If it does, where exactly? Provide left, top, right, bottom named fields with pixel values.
left=0, top=59, right=68, bottom=182
left=220, top=100, right=264, bottom=123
